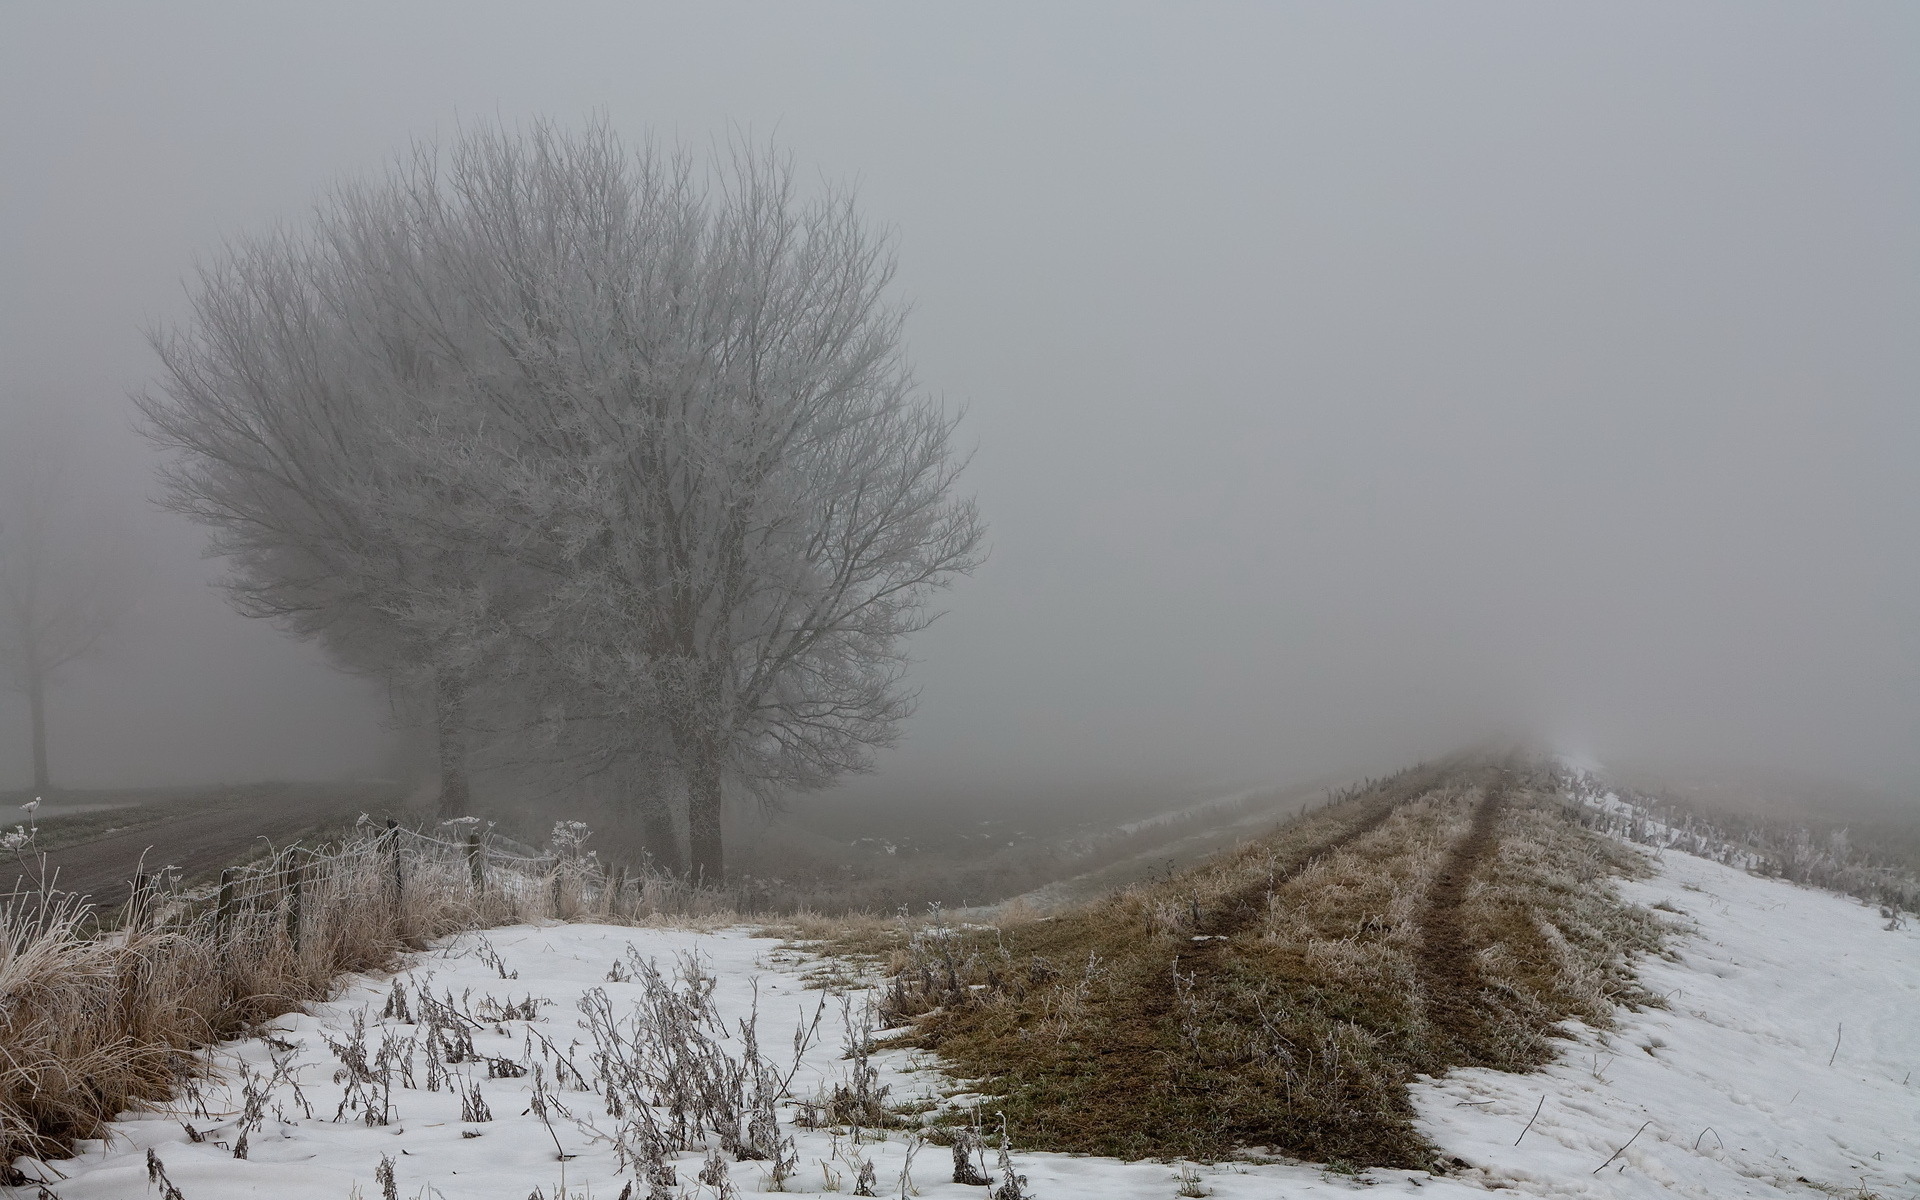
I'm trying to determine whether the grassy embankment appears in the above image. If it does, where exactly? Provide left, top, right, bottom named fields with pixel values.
left=822, top=755, right=1669, bottom=1171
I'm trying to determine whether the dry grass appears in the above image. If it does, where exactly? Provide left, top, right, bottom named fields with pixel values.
left=828, top=756, right=1668, bottom=1170
left=1452, top=795, right=1666, bottom=1059
left=2, top=757, right=1680, bottom=1180
left=0, top=821, right=751, bottom=1175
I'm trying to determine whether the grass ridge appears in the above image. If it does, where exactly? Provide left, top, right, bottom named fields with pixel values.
left=858, top=754, right=1666, bottom=1168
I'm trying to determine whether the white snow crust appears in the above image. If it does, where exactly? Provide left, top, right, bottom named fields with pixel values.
left=1412, top=842, right=1920, bottom=1198
left=10, top=837, right=1918, bottom=1198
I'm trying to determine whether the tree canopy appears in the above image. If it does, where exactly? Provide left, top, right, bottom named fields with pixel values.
left=143, top=123, right=983, bottom=875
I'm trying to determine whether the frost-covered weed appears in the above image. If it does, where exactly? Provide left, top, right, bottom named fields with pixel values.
left=0, top=814, right=755, bottom=1167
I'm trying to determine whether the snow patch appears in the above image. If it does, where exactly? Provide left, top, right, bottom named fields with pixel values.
left=1413, top=846, right=1920, bottom=1198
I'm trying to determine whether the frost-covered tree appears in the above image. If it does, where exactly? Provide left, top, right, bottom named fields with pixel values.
left=140, top=191, right=506, bottom=817
left=413, top=126, right=985, bottom=878
left=144, top=122, right=980, bottom=874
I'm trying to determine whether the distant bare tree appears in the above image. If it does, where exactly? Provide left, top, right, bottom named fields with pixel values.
left=0, top=437, right=135, bottom=791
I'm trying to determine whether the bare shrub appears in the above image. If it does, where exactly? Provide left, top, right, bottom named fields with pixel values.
left=576, top=951, right=820, bottom=1180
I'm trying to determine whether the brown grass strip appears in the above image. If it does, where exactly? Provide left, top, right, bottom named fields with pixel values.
left=852, top=755, right=1667, bottom=1170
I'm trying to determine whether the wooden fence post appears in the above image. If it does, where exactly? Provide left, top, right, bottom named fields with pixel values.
left=217, top=867, right=236, bottom=943
left=386, top=819, right=402, bottom=915
left=467, top=832, right=484, bottom=891
left=283, top=858, right=302, bottom=954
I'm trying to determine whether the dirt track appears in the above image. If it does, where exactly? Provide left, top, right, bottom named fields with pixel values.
left=4, top=784, right=410, bottom=910
left=1415, top=772, right=1509, bottom=1062
left=1143, top=769, right=1441, bottom=1062
left=1186, top=776, right=1424, bottom=945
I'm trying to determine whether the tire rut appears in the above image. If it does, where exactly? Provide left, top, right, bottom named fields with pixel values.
left=1167, top=771, right=1442, bottom=1018
left=1187, top=785, right=1416, bottom=945
left=1146, top=771, right=1451, bottom=1128
left=906, top=759, right=1527, bottom=1166
left=1415, top=772, right=1510, bottom=1062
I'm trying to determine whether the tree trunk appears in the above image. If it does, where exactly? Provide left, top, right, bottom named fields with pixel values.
left=26, top=665, right=49, bottom=793
left=434, top=669, right=470, bottom=819
left=639, top=789, right=684, bottom=876
left=686, top=749, right=724, bottom=883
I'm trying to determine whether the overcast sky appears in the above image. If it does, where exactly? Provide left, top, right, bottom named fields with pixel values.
left=1, top=3, right=1915, bottom=801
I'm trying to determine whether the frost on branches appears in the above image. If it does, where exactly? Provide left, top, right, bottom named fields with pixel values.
left=141, top=123, right=983, bottom=874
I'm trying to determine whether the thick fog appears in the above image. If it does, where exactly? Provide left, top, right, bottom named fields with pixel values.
left=1, top=4, right=1914, bottom=800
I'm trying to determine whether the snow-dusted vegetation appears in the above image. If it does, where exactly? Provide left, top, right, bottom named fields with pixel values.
left=1564, top=770, right=1920, bottom=915
left=9, top=759, right=1915, bottom=1198
left=15, top=837, right=1919, bottom=1198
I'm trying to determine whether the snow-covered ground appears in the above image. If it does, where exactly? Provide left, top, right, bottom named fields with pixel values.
left=10, top=837, right=1919, bottom=1198
left=1414, top=843, right=1920, bottom=1198
left=1413, top=840, right=1920, bottom=1198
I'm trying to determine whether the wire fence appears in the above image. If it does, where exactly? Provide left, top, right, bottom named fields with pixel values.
left=97, top=816, right=759, bottom=950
